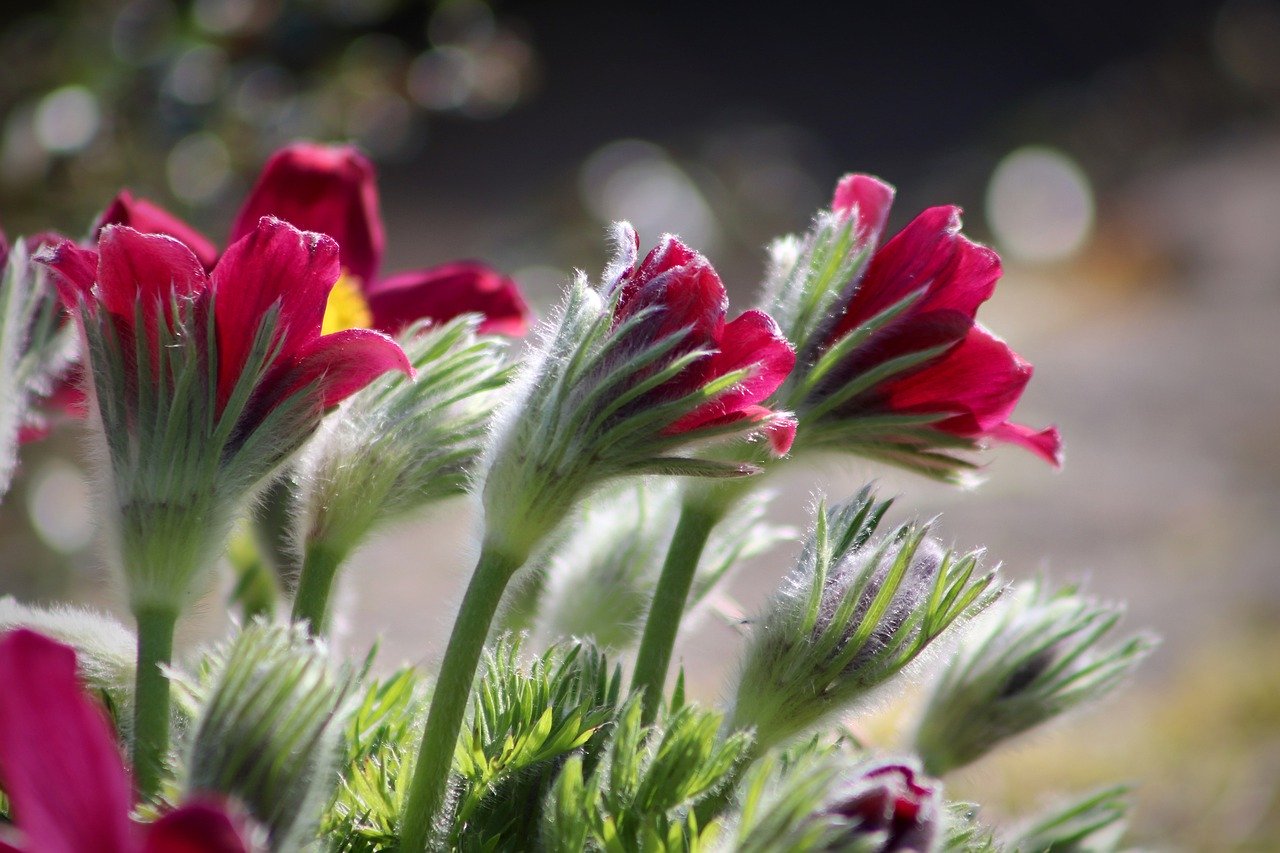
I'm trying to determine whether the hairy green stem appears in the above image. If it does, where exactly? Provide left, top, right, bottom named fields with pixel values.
left=631, top=504, right=721, bottom=724
left=400, top=543, right=523, bottom=851
left=291, top=540, right=348, bottom=636
left=132, top=606, right=177, bottom=799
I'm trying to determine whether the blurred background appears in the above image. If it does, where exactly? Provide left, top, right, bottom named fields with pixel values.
left=2, top=0, right=1278, bottom=848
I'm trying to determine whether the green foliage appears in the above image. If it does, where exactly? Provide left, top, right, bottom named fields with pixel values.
left=324, top=667, right=427, bottom=853
left=449, top=638, right=622, bottom=849
left=541, top=700, right=753, bottom=853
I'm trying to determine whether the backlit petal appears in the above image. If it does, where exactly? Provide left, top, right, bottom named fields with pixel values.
left=831, top=174, right=896, bottom=244
left=212, top=217, right=340, bottom=410
left=365, top=262, right=530, bottom=336
left=98, top=191, right=219, bottom=270
left=231, top=143, right=383, bottom=284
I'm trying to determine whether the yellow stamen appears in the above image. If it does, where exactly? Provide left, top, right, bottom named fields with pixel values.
left=322, top=271, right=373, bottom=335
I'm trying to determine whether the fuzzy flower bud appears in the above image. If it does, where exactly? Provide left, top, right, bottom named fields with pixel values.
left=182, top=622, right=352, bottom=850
left=288, top=317, right=511, bottom=631
left=762, top=174, right=1060, bottom=482
left=914, top=581, right=1156, bottom=776
left=480, top=224, right=796, bottom=562
left=730, top=489, right=998, bottom=749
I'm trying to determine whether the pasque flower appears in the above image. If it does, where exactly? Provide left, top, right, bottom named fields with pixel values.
left=483, top=223, right=796, bottom=557
left=0, top=629, right=251, bottom=853
left=38, top=216, right=410, bottom=796
left=766, top=174, right=1061, bottom=480
left=400, top=225, right=795, bottom=849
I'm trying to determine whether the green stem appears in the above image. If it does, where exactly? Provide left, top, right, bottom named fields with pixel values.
left=132, top=606, right=177, bottom=799
left=400, top=543, right=523, bottom=851
left=291, top=540, right=348, bottom=636
left=631, top=503, right=721, bottom=724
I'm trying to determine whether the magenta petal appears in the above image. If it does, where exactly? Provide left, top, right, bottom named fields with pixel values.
left=97, top=227, right=209, bottom=330
left=831, top=174, right=896, bottom=244
left=882, top=326, right=1032, bottom=435
left=835, top=206, right=999, bottom=341
left=212, top=217, right=340, bottom=410
left=231, top=143, right=384, bottom=284
left=272, top=327, right=413, bottom=408
left=98, top=191, right=219, bottom=270
left=989, top=421, right=1063, bottom=467
left=365, top=262, right=531, bottom=336
left=36, top=240, right=99, bottom=309
left=142, top=801, right=250, bottom=853
left=614, top=234, right=706, bottom=320
left=0, top=630, right=134, bottom=853
left=666, top=309, right=795, bottom=434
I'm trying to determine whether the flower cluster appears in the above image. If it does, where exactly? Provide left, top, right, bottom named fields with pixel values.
left=0, top=143, right=1154, bottom=853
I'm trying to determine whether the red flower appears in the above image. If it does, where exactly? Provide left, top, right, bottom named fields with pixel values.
left=229, top=142, right=530, bottom=336
left=0, top=629, right=251, bottom=852
left=607, top=227, right=796, bottom=453
left=823, top=174, right=1061, bottom=466
left=42, top=216, right=412, bottom=421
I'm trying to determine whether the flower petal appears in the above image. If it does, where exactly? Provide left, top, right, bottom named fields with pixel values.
left=266, top=327, right=413, bottom=409
left=97, top=226, right=209, bottom=328
left=882, top=325, right=1032, bottom=435
left=989, top=421, right=1063, bottom=467
left=833, top=206, right=1000, bottom=345
left=212, top=217, right=339, bottom=410
left=831, top=174, right=896, bottom=244
left=666, top=309, right=795, bottom=434
left=0, top=629, right=134, bottom=853
left=35, top=240, right=98, bottom=309
left=98, top=191, right=219, bottom=269
left=142, top=801, right=250, bottom=853
left=365, top=262, right=531, bottom=336
left=231, top=143, right=384, bottom=284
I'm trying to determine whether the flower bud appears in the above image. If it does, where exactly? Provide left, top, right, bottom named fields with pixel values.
left=288, top=317, right=510, bottom=630
left=480, top=224, right=795, bottom=562
left=762, top=175, right=1060, bottom=482
left=182, top=621, right=352, bottom=850
left=730, top=490, right=998, bottom=749
left=914, top=581, right=1156, bottom=776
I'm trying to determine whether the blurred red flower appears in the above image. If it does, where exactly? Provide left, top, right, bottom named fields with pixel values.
left=0, top=629, right=251, bottom=853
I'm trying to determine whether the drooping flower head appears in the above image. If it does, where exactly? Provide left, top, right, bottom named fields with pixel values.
left=764, top=174, right=1061, bottom=481
left=0, top=628, right=252, bottom=852
left=37, top=216, right=411, bottom=612
left=482, top=224, right=795, bottom=561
